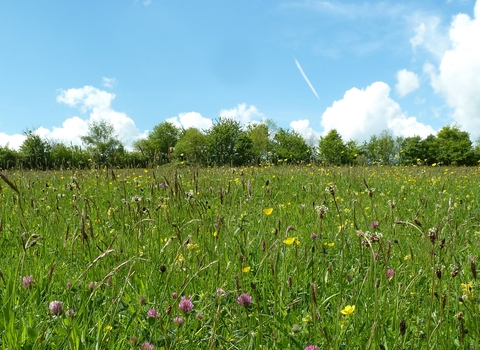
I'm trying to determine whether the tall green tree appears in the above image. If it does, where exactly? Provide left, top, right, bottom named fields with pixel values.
left=318, top=129, right=347, bottom=165
left=173, top=127, right=208, bottom=165
left=245, top=122, right=274, bottom=164
left=273, top=128, right=310, bottom=163
left=81, top=120, right=124, bottom=167
left=435, top=125, right=474, bottom=165
left=206, top=118, right=243, bottom=165
left=19, top=131, right=52, bottom=170
left=134, top=121, right=180, bottom=164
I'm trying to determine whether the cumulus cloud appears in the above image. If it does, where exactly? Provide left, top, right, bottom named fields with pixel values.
left=424, top=0, right=480, bottom=139
left=2, top=86, right=148, bottom=151
left=219, top=103, right=264, bottom=125
left=410, top=16, right=450, bottom=58
left=0, top=133, right=26, bottom=150
left=395, top=69, right=420, bottom=97
left=290, top=119, right=320, bottom=146
left=166, top=112, right=213, bottom=131
left=320, top=81, right=435, bottom=141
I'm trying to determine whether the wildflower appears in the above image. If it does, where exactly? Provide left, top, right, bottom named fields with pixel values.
left=178, top=296, right=194, bottom=314
left=310, top=233, right=317, bottom=239
left=66, top=281, right=72, bottom=289
left=22, top=276, right=36, bottom=289
left=49, top=300, right=63, bottom=316
left=283, top=237, right=296, bottom=245
left=315, top=205, right=328, bottom=218
left=404, top=254, right=411, bottom=261
left=171, top=292, right=178, bottom=299
left=370, top=221, right=379, bottom=229
left=304, top=345, right=321, bottom=350
left=65, top=309, right=75, bottom=318
left=196, top=313, right=204, bottom=320
left=215, top=288, right=226, bottom=296
left=340, top=304, right=355, bottom=316
left=386, top=269, right=395, bottom=278
left=263, top=208, right=273, bottom=216
left=88, top=281, right=97, bottom=291
left=237, top=293, right=252, bottom=308
left=242, top=266, right=251, bottom=273
left=325, top=185, right=335, bottom=196
left=140, top=342, right=155, bottom=350
left=461, top=281, right=474, bottom=300
left=147, top=308, right=161, bottom=319
left=104, top=325, right=113, bottom=332
left=173, top=317, right=184, bottom=326
left=323, top=242, right=335, bottom=247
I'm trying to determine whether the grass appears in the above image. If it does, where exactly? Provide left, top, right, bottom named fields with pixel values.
left=1, top=164, right=480, bottom=349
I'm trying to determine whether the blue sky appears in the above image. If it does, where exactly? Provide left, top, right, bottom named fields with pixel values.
left=1, top=0, right=480, bottom=149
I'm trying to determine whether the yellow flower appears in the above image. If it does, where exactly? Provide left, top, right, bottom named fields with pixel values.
left=242, top=266, right=251, bottom=273
left=404, top=254, right=411, bottom=261
left=263, top=208, right=273, bottom=216
left=340, top=305, right=355, bottom=315
left=213, top=231, right=218, bottom=237
left=104, top=325, right=113, bottom=332
left=283, top=237, right=296, bottom=245
left=323, top=242, right=335, bottom=247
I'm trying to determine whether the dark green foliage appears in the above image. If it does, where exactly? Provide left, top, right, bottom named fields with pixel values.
left=19, top=131, right=52, bottom=170
left=435, top=125, right=474, bottom=165
left=206, top=117, right=243, bottom=165
left=318, top=129, right=347, bottom=165
left=80, top=120, right=125, bottom=167
left=173, top=127, right=208, bottom=164
left=273, top=128, right=310, bottom=163
left=134, top=121, right=180, bottom=164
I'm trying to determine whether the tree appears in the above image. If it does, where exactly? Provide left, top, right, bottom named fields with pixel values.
left=318, top=129, right=347, bottom=165
left=435, top=125, right=474, bottom=165
left=245, top=122, right=274, bottom=164
left=0, top=145, right=19, bottom=169
left=206, top=118, right=243, bottom=165
left=234, top=132, right=254, bottom=165
left=81, top=120, right=124, bottom=167
left=173, top=127, right=208, bottom=165
left=19, top=131, right=51, bottom=170
left=134, top=121, right=180, bottom=164
left=272, top=128, right=310, bottom=163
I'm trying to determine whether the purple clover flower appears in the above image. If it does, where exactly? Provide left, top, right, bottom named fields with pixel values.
left=370, top=221, right=379, bottom=229
left=304, top=345, right=321, bottom=350
left=140, top=342, right=155, bottom=350
left=49, top=300, right=63, bottom=316
left=22, top=276, right=35, bottom=289
left=173, top=316, right=184, bottom=326
left=147, top=308, right=161, bottom=319
left=237, top=293, right=252, bottom=308
left=386, top=269, right=395, bottom=278
left=178, top=296, right=193, bottom=314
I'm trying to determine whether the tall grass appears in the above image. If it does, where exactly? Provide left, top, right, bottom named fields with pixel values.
left=1, top=165, right=479, bottom=349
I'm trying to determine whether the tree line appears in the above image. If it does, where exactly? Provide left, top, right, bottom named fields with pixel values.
left=1, top=118, right=480, bottom=170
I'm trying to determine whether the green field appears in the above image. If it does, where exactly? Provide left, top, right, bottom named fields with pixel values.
left=1, top=165, right=480, bottom=349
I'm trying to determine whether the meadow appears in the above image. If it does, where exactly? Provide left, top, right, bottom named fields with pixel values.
left=1, top=164, right=480, bottom=349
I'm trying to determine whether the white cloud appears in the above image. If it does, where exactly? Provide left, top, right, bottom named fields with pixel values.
left=166, top=112, right=213, bottom=131
left=409, top=16, right=450, bottom=58
left=30, top=86, right=148, bottom=150
left=102, top=77, right=117, bottom=88
left=290, top=119, right=320, bottom=146
left=395, top=69, right=420, bottom=97
left=425, top=0, right=480, bottom=139
left=0, top=133, right=26, bottom=150
left=219, top=103, right=264, bottom=125
left=320, top=81, right=435, bottom=141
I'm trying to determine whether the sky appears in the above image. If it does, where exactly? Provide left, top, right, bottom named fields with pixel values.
left=1, top=0, right=480, bottom=150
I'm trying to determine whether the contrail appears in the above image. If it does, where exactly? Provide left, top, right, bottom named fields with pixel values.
left=294, top=58, right=320, bottom=100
